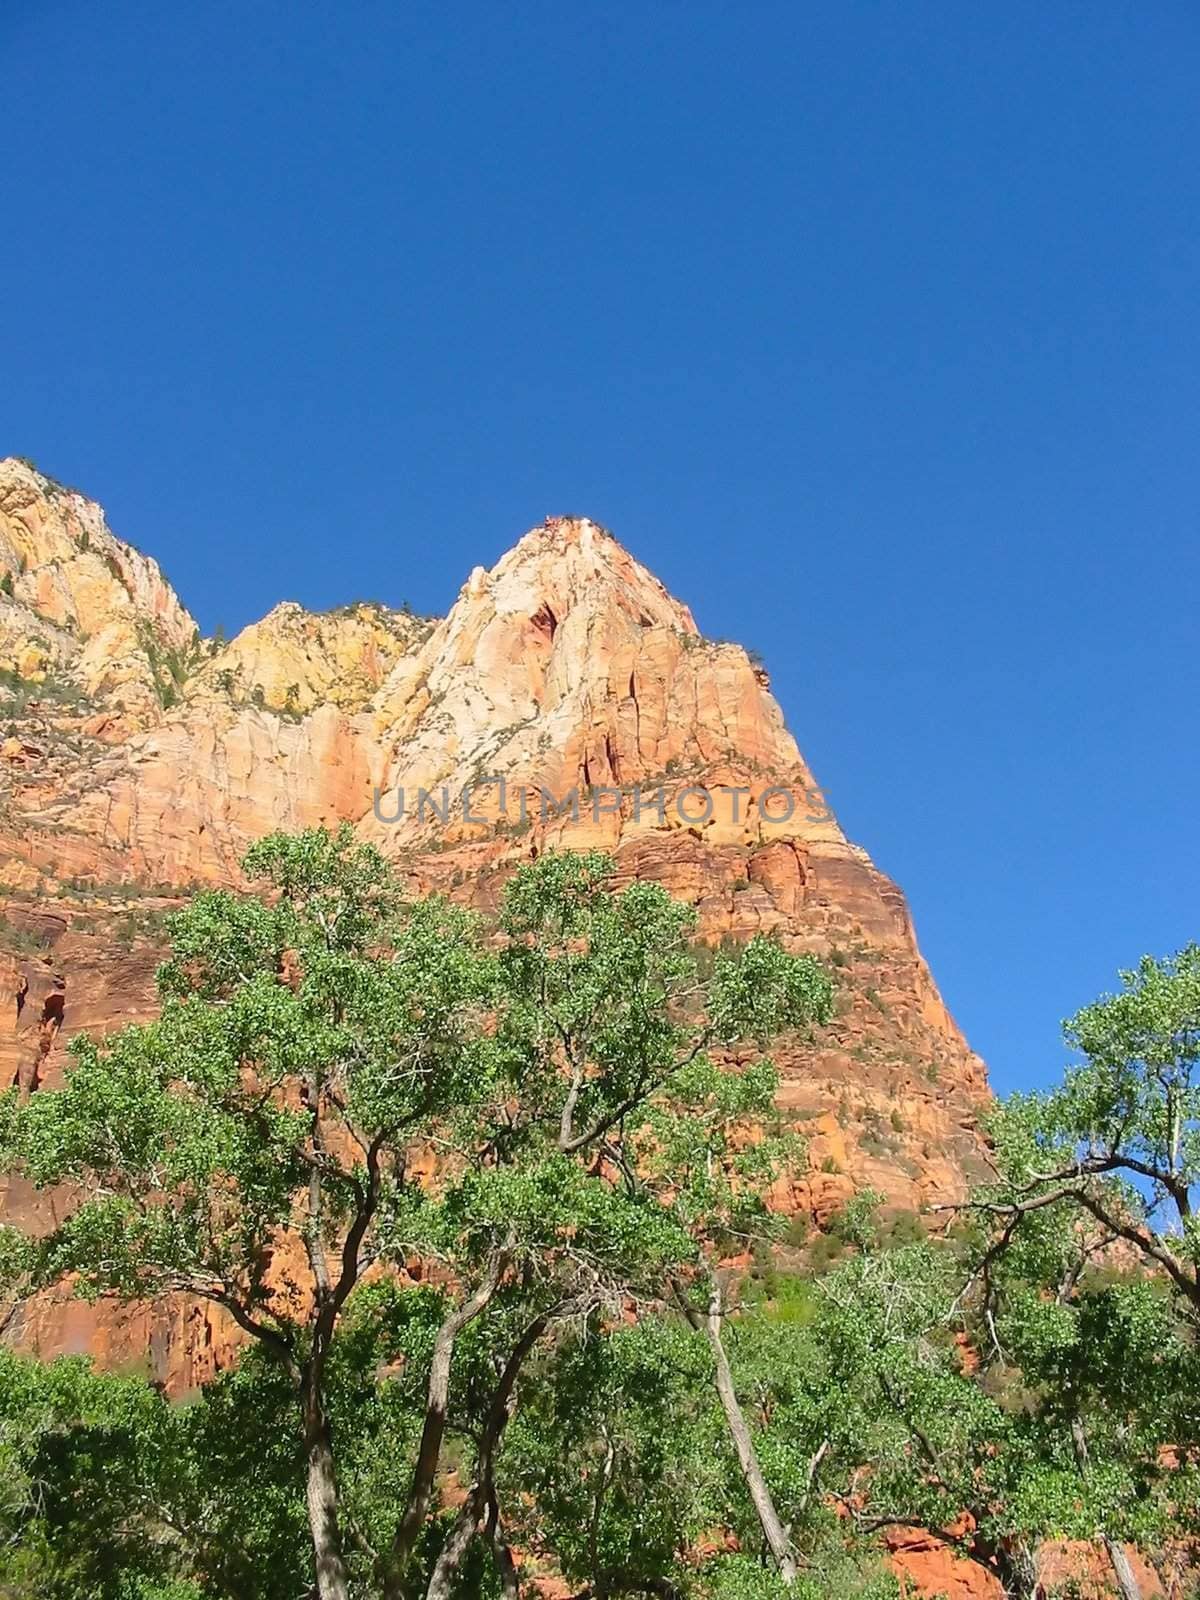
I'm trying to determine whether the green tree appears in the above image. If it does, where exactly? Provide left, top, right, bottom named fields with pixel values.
left=0, top=1341, right=331, bottom=1600
left=499, top=1297, right=904, bottom=1600
left=502, top=1316, right=721, bottom=1595
left=970, top=945, right=1200, bottom=1309
left=413, top=851, right=831, bottom=1599
left=709, top=1184, right=1193, bottom=1600
left=0, top=1348, right=198, bottom=1600
left=721, top=1208, right=1045, bottom=1598
left=981, top=1206, right=1197, bottom=1598
left=938, top=945, right=1200, bottom=1595
left=0, top=832, right=832, bottom=1600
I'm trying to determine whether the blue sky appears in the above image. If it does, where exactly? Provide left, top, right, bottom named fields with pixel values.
left=4, top=1, right=1198, bottom=1096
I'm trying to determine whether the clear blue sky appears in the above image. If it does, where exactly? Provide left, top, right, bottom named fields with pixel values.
left=5, top=1, right=1198, bottom=1097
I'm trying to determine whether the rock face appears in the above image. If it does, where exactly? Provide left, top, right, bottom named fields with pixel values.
left=0, top=463, right=995, bottom=1548
left=0, top=458, right=197, bottom=734
left=1, top=471, right=991, bottom=1214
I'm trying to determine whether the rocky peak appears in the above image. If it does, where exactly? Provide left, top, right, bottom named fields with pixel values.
left=0, top=457, right=198, bottom=732
left=485, top=514, right=699, bottom=636
left=186, top=598, right=430, bottom=717
left=362, top=514, right=804, bottom=856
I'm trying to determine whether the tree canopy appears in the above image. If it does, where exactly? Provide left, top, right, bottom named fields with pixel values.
left=0, top=829, right=835, bottom=1600
left=2, top=839, right=1197, bottom=1600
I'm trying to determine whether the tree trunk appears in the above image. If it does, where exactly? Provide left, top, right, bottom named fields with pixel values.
left=698, top=1281, right=797, bottom=1584
left=384, top=1251, right=508, bottom=1599
left=492, top=1529, right=520, bottom=1599
left=425, top=1508, right=480, bottom=1600
left=423, top=1307, right=553, bottom=1600
left=487, top=1489, right=521, bottom=1600
left=993, top=1542, right=1041, bottom=1600
left=304, top=1386, right=351, bottom=1600
left=297, top=1077, right=351, bottom=1600
left=1069, top=1419, right=1143, bottom=1600
left=1104, top=1538, right=1144, bottom=1600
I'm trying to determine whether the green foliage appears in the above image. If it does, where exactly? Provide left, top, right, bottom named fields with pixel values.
left=0, top=916, right=51, bottom=957
left=0, top=834, right=835, bottom=1598
left=0, top=1344, right=316, bottom=1600
left=502, top=1317, right=718, bottom=1593
left=927, top=944, right=1200, bottom=1580
left=977, top=944, right=1200, bottom=1361
left=986, top=946, right=1200, bottom=1223
left=137, top=620, right=204, bottom=709
left=0, top=1348, right=197, bottom=1600
left=13, top=870, right=1189, bottom=1599
left=0, top=666, right=91, bottom=713
left=700, top=1553, right=901, bottom=1600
